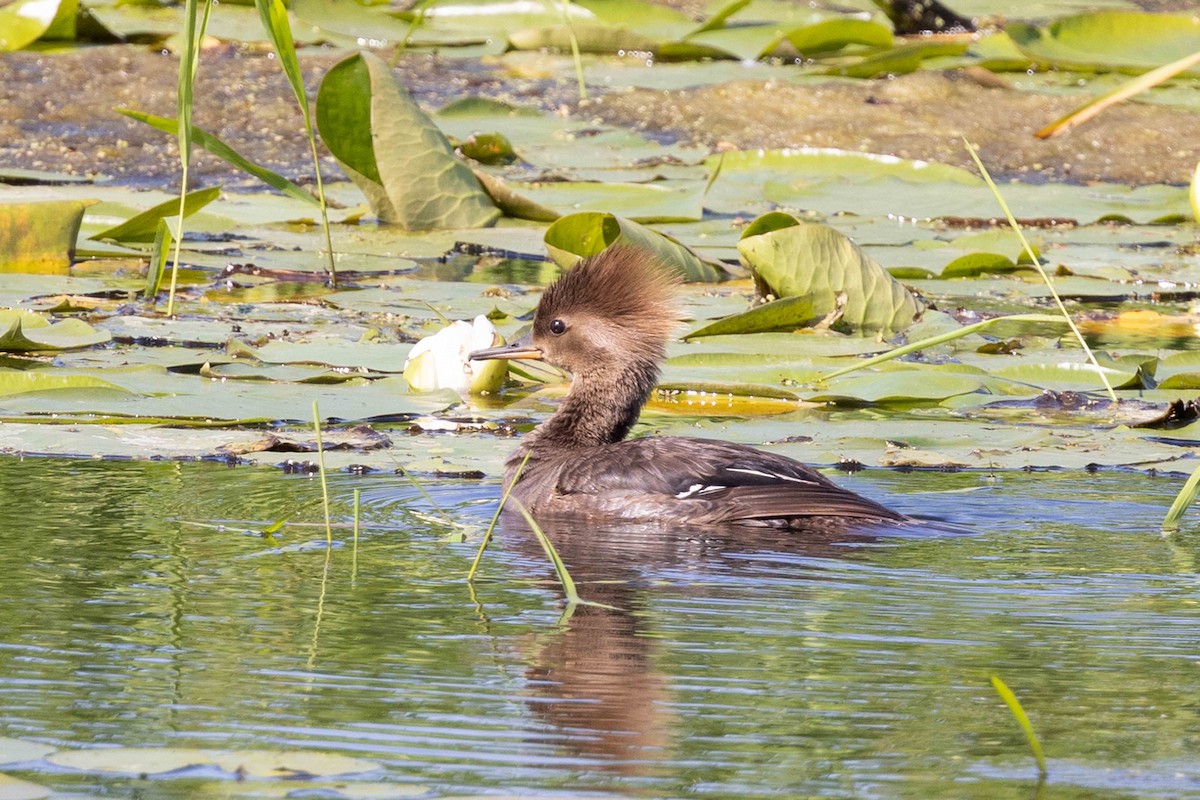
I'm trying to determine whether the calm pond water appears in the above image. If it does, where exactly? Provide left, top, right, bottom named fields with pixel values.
left=0, top=456, right=1197, bottom=798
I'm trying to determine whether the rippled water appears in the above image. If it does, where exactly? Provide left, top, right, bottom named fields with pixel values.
left=0, top=457, right=1197, bottom=798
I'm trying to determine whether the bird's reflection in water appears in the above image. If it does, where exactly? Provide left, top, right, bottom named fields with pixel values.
left=493, top=513, right=947, bottom=777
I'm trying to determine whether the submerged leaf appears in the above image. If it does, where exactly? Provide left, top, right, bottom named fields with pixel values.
left=316, top=52, right=499, bottom=230
left=47, top=747, right=379, bottom=778
left=544, top=212, right=726, bottom=281
left=0, top=200, right=94, bottom=274
left=737, top=216, right=922, bottom=335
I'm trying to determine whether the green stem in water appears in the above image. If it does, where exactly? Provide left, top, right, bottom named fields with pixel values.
left=964, top=139, right=1116, bottom=402
left=990, top=675, right=1048, bottom=779
left=312, top=401, right=333, bottom=546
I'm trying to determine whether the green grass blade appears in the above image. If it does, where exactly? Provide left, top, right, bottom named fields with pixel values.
left=311, top=400, right=333, bottom=546
left=822, top=313, right=1066, bottom=381
left=352, top=487, right=361, bottom=581
left=167, top=0, right=214, bottom=317
left=397, top=464, right=448, bottom=522
left=964, top=139, right=1116, bottom=402
left=255, top=0, right=338, bottom=285
left=509, top=496, right=580, bottom=605
left=990, top=675, right=1048, bottom=778
left=467, top=451, right=530, bottom=582
left=1162, top=458, right=1200, bottom=532
left=118, top=109, right=318, bottom=207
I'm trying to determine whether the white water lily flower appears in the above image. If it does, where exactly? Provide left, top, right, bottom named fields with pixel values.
left=403, top=315, right=508, bottom=395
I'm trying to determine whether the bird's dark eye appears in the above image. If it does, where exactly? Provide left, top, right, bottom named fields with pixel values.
left=549, top=319, right=567, bottom=335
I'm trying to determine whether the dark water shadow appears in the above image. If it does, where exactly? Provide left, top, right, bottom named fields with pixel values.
left=492, top=513, right=967, bottom=778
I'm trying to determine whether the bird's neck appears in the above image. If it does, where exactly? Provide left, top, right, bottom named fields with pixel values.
left=525, top=359, right=659, bottom=450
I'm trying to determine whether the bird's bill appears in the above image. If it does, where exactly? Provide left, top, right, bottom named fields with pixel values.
left=469, top=333, right=543, bottom=361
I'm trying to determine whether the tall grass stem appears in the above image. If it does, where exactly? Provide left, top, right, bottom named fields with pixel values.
left=965, top=140, right=1117, bottom=402
left=166, top=0, right=213, bottom=316
left=467, top=452, right=531, bottom=582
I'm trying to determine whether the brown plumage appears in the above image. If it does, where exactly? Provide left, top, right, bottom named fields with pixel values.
left=470, top=246, right=906, bottom=528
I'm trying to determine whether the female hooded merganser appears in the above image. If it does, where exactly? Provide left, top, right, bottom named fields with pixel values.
left=470, top=246, right=906, bottom=528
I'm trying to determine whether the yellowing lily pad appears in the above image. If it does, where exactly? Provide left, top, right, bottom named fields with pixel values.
left=0, top=200, right=95, bottom=274
left=46, top=747, right=380, bottom=778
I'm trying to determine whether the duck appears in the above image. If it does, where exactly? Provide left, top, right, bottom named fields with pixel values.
left=469, top=246, right=907, bottom=528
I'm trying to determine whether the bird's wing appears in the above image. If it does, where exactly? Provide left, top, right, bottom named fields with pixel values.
left=552, top=437, right=903, bottom=522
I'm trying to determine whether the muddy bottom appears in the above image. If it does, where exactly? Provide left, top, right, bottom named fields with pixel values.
left=582, top=69, right=1200, bottom=186
left=2, top=44, right=1197, bottom=188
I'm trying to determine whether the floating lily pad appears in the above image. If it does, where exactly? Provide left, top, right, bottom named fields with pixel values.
left=1008, top=11, right=1200, bottom=71
left=0, top=774, right=50, bottom=800
left=0, top=312, right=111, bottom=352
left=0, top=738, right=55, bottom=765
left=47, top=747, right=380, bottom=778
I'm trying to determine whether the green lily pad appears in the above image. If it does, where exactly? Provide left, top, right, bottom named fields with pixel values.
left=47, top=747, right=379, bottom=778
left=737, top=216, right=923, bottom=335
left=939, top=252, right=1031, bottom=279
left=544, top=212, right=726, bottom=282
left=0, top=312, right=111, bottom=353
left=804, top=370, right=988, bottom=405
left=316, top=52, right=499, bottom=230
left=783, top=17, right=892, bottom=55
left=1008, top=11, right=1200, bottom=72
left=0, top=370, right=128, bottom=397
left=684, top=296, right=819, bottom=339
left=0, top=199, right=95, bottom=273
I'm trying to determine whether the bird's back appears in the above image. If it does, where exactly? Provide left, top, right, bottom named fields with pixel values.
left=506, top=436, right=906, bottom=528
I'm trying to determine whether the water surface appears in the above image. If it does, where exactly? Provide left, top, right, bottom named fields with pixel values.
left=0, top=458, right=1196, bottom=798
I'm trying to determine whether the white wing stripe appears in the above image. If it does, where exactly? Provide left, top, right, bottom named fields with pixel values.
left=727, top=467, right=816, bottom=484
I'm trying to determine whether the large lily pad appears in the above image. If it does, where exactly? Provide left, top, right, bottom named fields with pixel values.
left=737, top=216, right=923, bottom=336
left=315, top=52, right=499, bottom=230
